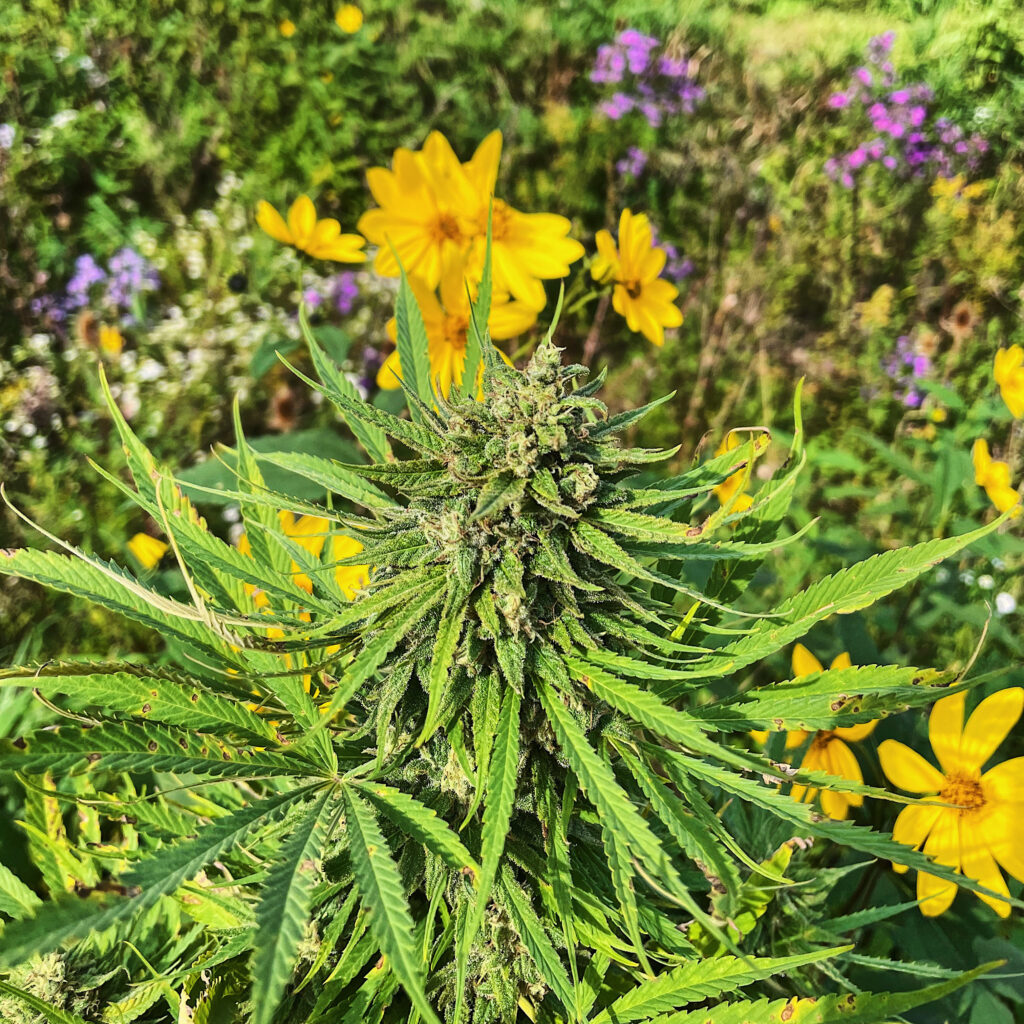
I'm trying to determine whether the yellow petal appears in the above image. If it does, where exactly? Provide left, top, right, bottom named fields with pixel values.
left=917, top=811, right=960, bottom=916
left=791, top=643, right=823, bottom=678
left=891, top=801, right=942, bottom=872
left=127, top=533, right=168, bottom=570
left=256, top=200, right=293, bottom=246
left=960, top=687, right=1024, bottom=772
left=960, top=818, right=1012, bottom=916
left=972, top=439, right=991, bottom=486
left=830, top=652, right=852, bottom=670
left=749, top=730, right=769, bottom=745
left=287, top=195, right=318, bottom=249
left=833, top=720, right=877, bottom=742
left=878, top=739, right=944, bottom=793
left=376, top=350, right=403, bottom=389
left=978, top=802, right=1024, bottom=884
left=785, top=729, right=810, bottom=749
left=928, top=690, right=965, bottom=775
left=819, top=788, right=851, bottom=820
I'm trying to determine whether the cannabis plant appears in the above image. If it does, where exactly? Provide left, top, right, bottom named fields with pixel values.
left=0, top=277, right=1011, bottom=1023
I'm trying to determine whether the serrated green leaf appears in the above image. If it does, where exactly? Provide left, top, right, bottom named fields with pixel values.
left=0, top=722, right=315, bottom=779
left=0, top=787, right=317, bottom=970
left=645, top=962, right=997, bottom=1023
left=393, top=263, right=435, bottom=415
left=498, top=867, right=574, bottom=1013
left=356, top=781, right=478, bottom=874
left=251, top=791, right=337, bottom=1024
left=0, top=663, right=276, bottom=743
left=592, top=947, right=851, bottom=1023
left=343, top=789, right=441, bottom=1024
left=256, top=450, right=397, bottom=510
left=301, top=305, right=389, bottom=461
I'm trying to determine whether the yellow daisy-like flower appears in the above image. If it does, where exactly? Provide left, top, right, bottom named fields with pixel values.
left=335, top=4, right=363, bottom=32
left=879, top=687, right=1024, bottom=917
left=783, top=645, right=877, bottom=821
left=257, top=195, right=365, bottom=263
left=358, top=141, right=475, bottom=288
left=972, top=438, right=1020, bottom=514
left=359, top=131, right=583, bottom=306
left=712, top=431, right=754, bottom=513
left=377, top=255, right=533, bottom=398
left=128, top=533, right=168, bottom=571
left=279, top=18, right=296, bottom=38
left=994, top=345, right=1024, bottom=419
left=591, top=208, right=683, bottom=347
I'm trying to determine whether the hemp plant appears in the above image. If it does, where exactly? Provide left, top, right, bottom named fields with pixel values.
left=0, top=265, right=1012, bottom=1023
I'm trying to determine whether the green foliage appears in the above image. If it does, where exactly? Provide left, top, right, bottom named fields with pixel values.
left=0, top=281, right=1011, bottom=1021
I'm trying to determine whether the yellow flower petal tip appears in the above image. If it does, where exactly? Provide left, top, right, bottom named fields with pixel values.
left=128, top=533, right=168, bottom=570
left=257, top=195, right=365, bottom=263
left=335, top=4, right=363, bottom=32
left=279, top=18, right=296, bottom=37
left=592, top=208, right=683, bottom=347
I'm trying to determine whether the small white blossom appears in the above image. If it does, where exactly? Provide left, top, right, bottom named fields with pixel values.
left=978, top=574, right=994, bottom=590
left=995, top=592, right=1017, bottom=616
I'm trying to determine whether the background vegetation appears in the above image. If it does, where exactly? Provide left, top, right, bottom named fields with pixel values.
left=2, top=0, right=1024, bottom=1020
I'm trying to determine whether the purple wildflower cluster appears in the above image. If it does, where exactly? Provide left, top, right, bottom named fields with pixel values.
left=883, top=335, right=931, bottom=407
left=826, top=32, right=988, bottom=187
left=32, top=248, right=160, bottom=325
left=301, top=273, right=361, bottom=317
left=615, top=146, right=648, bottom=179
left=591, top=29, right=705, bottom=128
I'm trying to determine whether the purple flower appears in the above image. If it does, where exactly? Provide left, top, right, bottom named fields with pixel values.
left=889, top=89, right=909, bottom=105
left=615, top=146, right=648, bottom=179
left=66, top=254, right=106, bottom=309
left=828, top=92, right=851, bottom=109
left=868, top=31, right=896, bottom=59
left=303, top=288, right=322, bottom=309
left=847, top=148, right=868, bottom=169
left=854, top=67, right=873, bottom=86
left=332, top=272, right=359, bottom=315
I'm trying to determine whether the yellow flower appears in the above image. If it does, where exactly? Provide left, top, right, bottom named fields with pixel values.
left=335, top=4, right=363, bottom=32
left=457, top=132, right=584, bottom=310
left=238, top=510, right=369, bottom=602
left=279, top=18, right=296, bottom=37
left=995, top=345, right=1024, bottom=419
left=879, top=687, right=1024, bottom=917
left=972, top=438, right=1020, bottom=514
left=359, top=139, right=477, bottom=288
left=783, top=645, right=877, bottom=821
left=712, top=431, right=754, bottom=513
left=99, top=324, right=123, bottom=357
left=128, top=533, right=168, bottom=570
left=377, top=254, right=533, bottom=398
left=358, top=131, right=583, bottom=306
left=592, top=209, right=683, bottom=347
left=257, top=195, right=365, bottom=263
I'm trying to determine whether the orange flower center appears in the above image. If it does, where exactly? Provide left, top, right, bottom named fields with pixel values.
left=939, top=774, right=985, bottom=814
left=443, top=313, right=469, bottom=352
left=624, top=279, right=643, bottom=299
left=433, top=211, right=463, bottom=243
left=484, top=198, right=512, bottom=241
